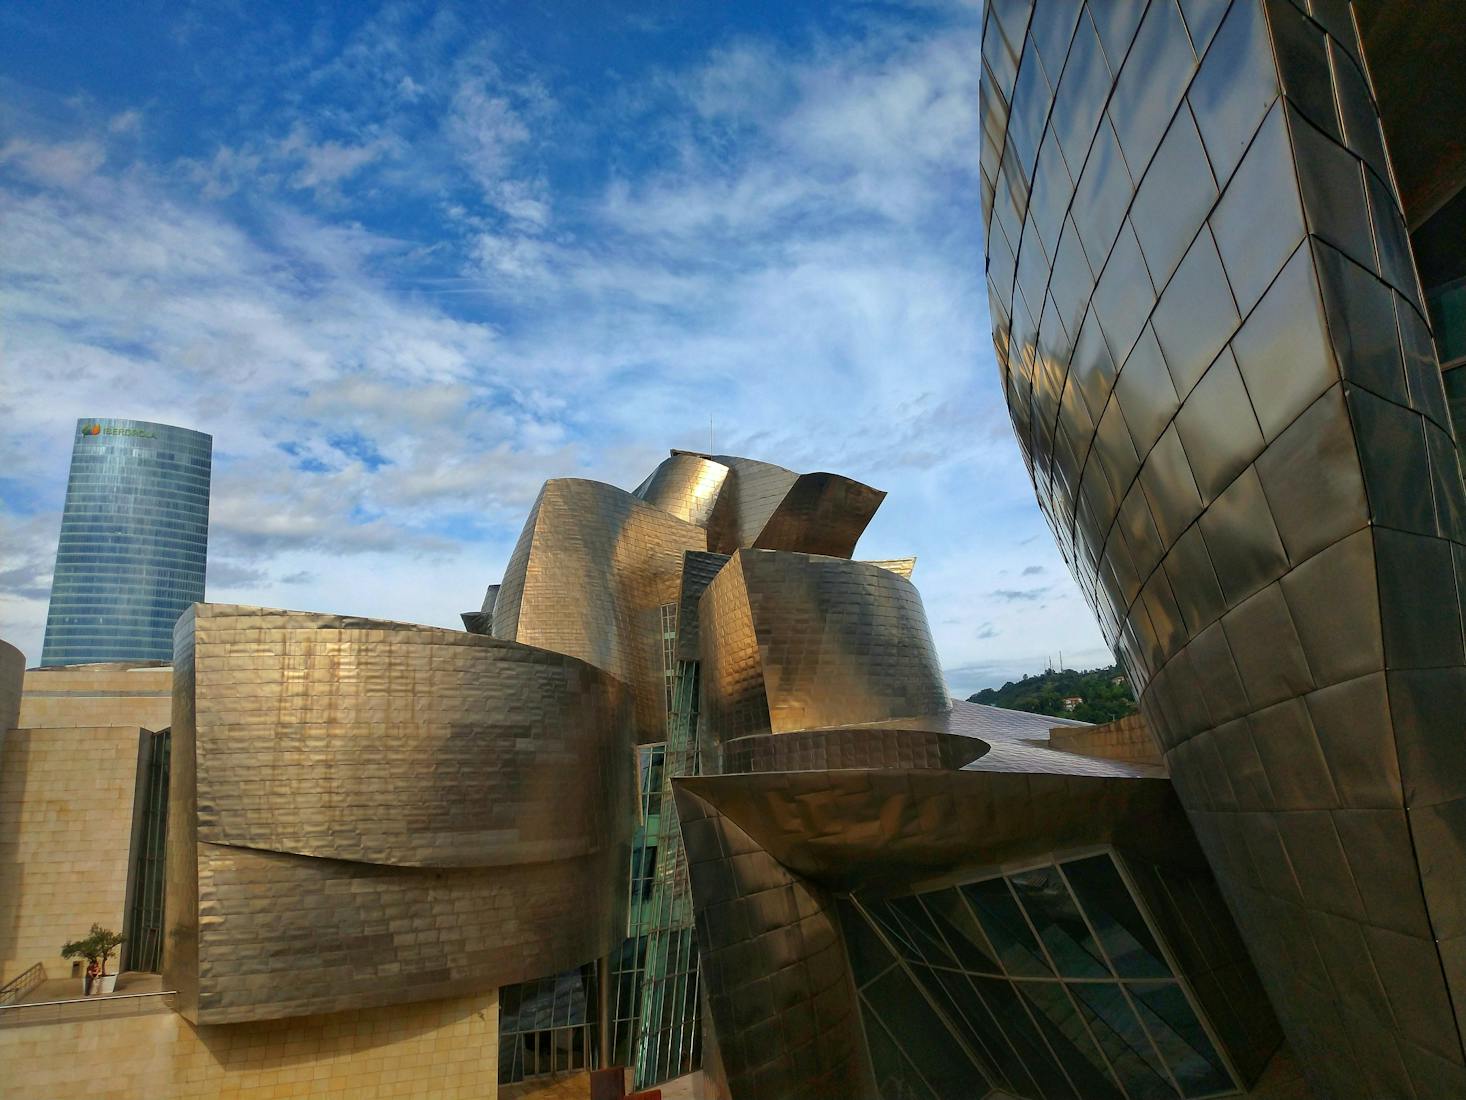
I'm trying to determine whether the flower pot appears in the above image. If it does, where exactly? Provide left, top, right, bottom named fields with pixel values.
left=97, top=974, right=117, bottom=995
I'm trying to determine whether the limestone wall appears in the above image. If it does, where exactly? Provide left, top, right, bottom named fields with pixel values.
left=0, top=989, right=499, bottom=1100
left=18, top=664, right=173, bottom=732
left=0, top=640, right=23, bottom=735
left=0, top=725, right=143, bottom=981
left=1048, top=713, right=1163, bottom=766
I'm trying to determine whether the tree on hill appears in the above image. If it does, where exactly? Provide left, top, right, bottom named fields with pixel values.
left=967, top=663, right=1136, bottom=725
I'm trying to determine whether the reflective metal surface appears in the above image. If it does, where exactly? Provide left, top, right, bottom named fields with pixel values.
left=700, top=550, right=950, bottom=745
left=165, top=604, right=635, bottom=1025
left=671, top=524, right=1272, bottom=1098
left=982, top=1, right=1466, bottom=1094
left=493, top=477, right=707, bottom=742
left=674, top=693, right=1273, bottom=1099
left=636, top=450, right=886, bottom=559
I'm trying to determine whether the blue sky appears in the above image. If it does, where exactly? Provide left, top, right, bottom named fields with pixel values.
left=0, top=0, right=1111, bottom=691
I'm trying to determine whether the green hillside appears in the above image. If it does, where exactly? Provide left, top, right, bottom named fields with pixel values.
left=967, top=664, right=1136, bottom=725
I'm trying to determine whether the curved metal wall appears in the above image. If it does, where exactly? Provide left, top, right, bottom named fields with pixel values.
left=493, top=478, right=707, bottom=742
left=634, top=453, right=730, bottom=528
left=981, top=1, right=1466, bottom=1094
left=165, top=604, right=635, bottom=1025
left=634, top=451, right=886, bottom=559
left=699, top=550, right=950, bottom=746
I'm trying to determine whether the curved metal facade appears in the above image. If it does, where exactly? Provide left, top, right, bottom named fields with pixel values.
left=700, top=550, right=950, bottom=746
left=165, top=604, right=635, bottom=1025
left=675, top=532, right=1272, bottom=1098
left=635, top=450, right=886, bottom=558
left=493, top=478, right=707, bottom=742
left=634, top=452, right=731, bottom=528
left=41, top=417, right=212, bottom=666
left=981, top=1, right=1466, bottom=1095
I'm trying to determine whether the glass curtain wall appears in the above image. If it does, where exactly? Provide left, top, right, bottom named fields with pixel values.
left=41, top=419, right=212, bottom=666
left=501, top=606, right=704, bottom=1087
left=607, top=741, right=667, bottom=1067
left=498, top=963, right=601, bottom=1084
left=632, top=654, right=703, bottom=1087
left=841, top=852, right=1241, bottom=1100
left=123, top=728, right=170, bottom=972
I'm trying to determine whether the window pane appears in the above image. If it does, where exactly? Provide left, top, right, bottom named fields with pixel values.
left=920, top=888, right=1004, bottom=974
left=865, top=897, right=923, bottom=960
left=865, top=966, right=990, bottom=1099
left=1130, top=982, right=1234, bottom=1097
left=961, top=878, right=1053, bottom=977
left=974, top=976, right=1078, bottom=1099
left=1008, top=865, right=1110, bottom=977
left=863, top=1005, right=940, bottom=1100
left=890, top=895, right=961, bottom=968
left=927, top=966, right=1024, bottom=1094
left=1070, top=981, right=1179, bottom=1100
left=1063, top=855, right=1173, bottom=978
left=1020, top=982, right=1126, bottom=1099
left=839, top=899, right=896, bottom=985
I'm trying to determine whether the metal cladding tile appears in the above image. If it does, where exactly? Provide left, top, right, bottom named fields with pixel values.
left=1152, top=229, right=1241, bottom=405
left=1303, top=671, right=1402, bottom=812
left=1268, top=0, right=1342, bottom=141
left=1289, top=106, right=1377, bottom=274
left=634, top=451, right=730, bottom=527
left=1348, top=385, right=1437, bottom=537
left=164, top=604, right=634, bottom=1025
left=491, top=477, right=705, bottom=742
left=720, top=727, right=987, bottom=775
left=1413, top=800, right=1466, bottom=945
left=1186, top=0, right=1279, bottom=187
left=1107, top=0, right=1196, bottom=178
left=675, top=764, right=1186, bottom=898
left=1255, top=384, right=1370, bottom=564
left=1375, top=527, right=1465, bottom=671
left=1051, top=8, right=1111, bottom=170
left=673, top=784, right=874, bottom=1100
left=699, top=551, right=950, bottom=745
left=1331, top=808, right=1434, bottom=939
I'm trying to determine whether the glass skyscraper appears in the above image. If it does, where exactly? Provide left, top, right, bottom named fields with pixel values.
left=40, top=417, right=212, bottom=666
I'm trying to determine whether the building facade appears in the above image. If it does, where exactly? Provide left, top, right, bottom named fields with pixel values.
left=981, top=1, right=1466, bottom=1096
left=5, top=445, right=1330, bottom=1098
left=41, top=418, right=212, bottom=667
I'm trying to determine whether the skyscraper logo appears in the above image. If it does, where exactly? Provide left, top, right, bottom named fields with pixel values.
left=78, top=422, right=156, bottom=439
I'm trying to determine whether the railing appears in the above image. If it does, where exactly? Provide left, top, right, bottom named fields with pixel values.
left=0, top=988, right=175, bottom=1029
left=0, top=963, right=47, bottom=1006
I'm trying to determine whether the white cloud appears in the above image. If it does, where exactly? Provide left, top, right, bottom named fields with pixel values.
left=0, top=4, right=1113, bottom=690
left=0, top=138, right=107, bottom=188
left=276, top=125, right=396, bottom=192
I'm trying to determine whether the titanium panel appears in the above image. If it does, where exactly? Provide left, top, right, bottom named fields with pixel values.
left=674, top=784, right=875, bottom=1100
left=634, top=453, right=730, bottom=528
left=659, top=451, right=886, bottom=558
left=699, top=550, right=950, bottom=745
left=492, top=478, right=707, bottom=742
left=165, top=604, right=635, bottom=1025
left=981, top=0, right=1466, bottom=1094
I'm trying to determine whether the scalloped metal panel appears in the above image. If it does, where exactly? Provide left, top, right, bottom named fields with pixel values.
left=981, top=1, right=1466, bottom=1094
left=165, top=604, right=635, bottom=1025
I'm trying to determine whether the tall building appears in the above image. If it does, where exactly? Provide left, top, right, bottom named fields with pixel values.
left=981, top=1, right=1466, bottom=1096
left=40, top=418, right=212, bottom=666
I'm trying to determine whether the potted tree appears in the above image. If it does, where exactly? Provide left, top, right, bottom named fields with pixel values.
left=61, top=925, right=126, bottom=996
